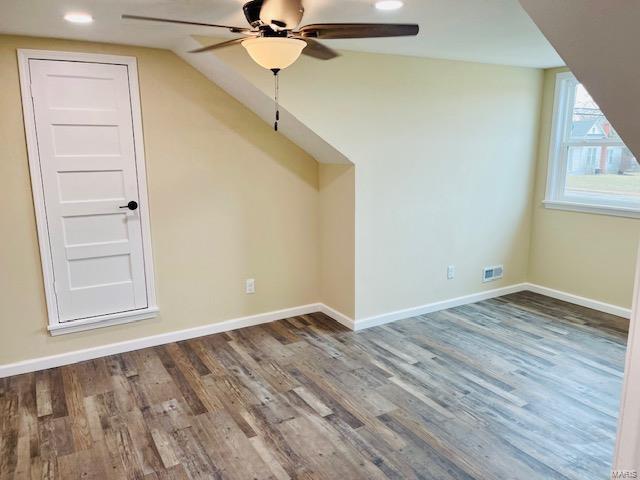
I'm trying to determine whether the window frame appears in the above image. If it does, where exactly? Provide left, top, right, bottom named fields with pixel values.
left=544, top=71, right=640, bottom=218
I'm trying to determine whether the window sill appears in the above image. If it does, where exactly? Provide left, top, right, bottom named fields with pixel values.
left=543, top=199, right=640, bottom=219
left=48, top=307, right=159, bottom=336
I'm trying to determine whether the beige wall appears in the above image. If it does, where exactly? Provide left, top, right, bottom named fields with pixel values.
left=528, top=68, right=640, bottom=308
left=213, top=47, right=543, bottom=318
left=0, top=35, right=320, bottom=365
left=4, top=35, right=628, bottom=367
left=319, top=164, right=356, bottom=318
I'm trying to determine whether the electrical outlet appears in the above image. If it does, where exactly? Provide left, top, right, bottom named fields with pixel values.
left=447, top=265, right=455, bottom=280
left=245, top=278, right=256, bottom=294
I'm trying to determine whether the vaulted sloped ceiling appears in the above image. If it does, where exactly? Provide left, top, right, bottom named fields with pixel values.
left=519, top=0, right=640, bottom=159
left=174, top=37, right=351, bottom=165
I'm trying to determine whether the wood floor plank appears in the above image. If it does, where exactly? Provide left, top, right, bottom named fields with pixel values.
left=291, top=386, right=333, bottom=417
left=61, top=365, right=93, bottom=452
left=0, top=291, right=627, bottom=480
left=35, top=371, right=53, bottom=418
left=154, top=346, right=209, bottom=416
left=49, top=369, right=68, bottom=419
left=192, top=410, right=273, bottom=480
left=248, top=434, right=291, bottom=480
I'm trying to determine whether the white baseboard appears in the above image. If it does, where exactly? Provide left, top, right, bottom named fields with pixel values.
left=525, top=283, right=631, bottom=319
left=0, top=303, right=321, bottom=378
left=353, top=283, right=529, bottom=330
left=318, top=304, right=355, bottom=330
left=352, top=283, right=630, bottom=331
left=1, top=284, right=630, bottom=378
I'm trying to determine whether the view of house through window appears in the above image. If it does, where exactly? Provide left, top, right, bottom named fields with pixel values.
left=566, top=83, right=639, bottom=197
left=547, top=73, right=640, bottom=212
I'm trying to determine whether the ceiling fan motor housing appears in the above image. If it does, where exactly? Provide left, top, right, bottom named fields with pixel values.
left=244, top=0, right=305, bottom=33
left=243, top=0, right=265, bottom=28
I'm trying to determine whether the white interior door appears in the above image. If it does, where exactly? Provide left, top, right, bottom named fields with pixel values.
left=28, top=59, right=149, bottom=323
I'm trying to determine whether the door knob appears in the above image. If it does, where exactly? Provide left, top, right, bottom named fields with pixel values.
left=119, top=201, right=138, bottom=211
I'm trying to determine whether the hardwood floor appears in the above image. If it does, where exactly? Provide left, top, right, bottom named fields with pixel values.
left=0, top=291, right=628, bottom=480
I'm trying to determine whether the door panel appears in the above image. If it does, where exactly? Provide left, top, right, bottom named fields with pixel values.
left=58, top=170, right=126, bottom=202
left=29, top=59, right=148, bottom=322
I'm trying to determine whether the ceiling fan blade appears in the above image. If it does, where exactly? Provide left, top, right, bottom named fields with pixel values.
left=260, top=0, right=305, bottom=30
left=294, top=38, right=339, bottom=60
left=189, top=38, right=248, bottom=54
left=121, top=14, right=250, bottom=33
left=297, top=23, right=419, bottom=39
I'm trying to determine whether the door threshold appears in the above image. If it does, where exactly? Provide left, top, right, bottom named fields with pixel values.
left=48, top=307, right=159, bottom=336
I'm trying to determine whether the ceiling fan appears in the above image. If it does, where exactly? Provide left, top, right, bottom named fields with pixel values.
left=123, top=0, right=419, bottom=130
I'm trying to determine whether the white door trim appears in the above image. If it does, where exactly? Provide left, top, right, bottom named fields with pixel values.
left=17, top=49, right=158, bottom=332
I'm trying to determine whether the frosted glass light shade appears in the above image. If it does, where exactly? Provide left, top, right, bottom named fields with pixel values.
left=242, top=37, right=306, bottom=70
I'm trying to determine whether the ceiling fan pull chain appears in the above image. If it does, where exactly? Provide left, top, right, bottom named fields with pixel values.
left=272, top=68, right=281, bottom=131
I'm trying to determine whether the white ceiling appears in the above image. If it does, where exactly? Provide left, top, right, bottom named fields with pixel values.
left=0, top=0, right=564, bottom=68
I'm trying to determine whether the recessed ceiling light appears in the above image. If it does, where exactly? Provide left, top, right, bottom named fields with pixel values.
left=64, top=12, right=93, bottom=24
left=375, top=0, right=404, bottom=11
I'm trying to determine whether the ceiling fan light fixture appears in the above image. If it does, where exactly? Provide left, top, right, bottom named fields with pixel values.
left=241, top=37, right=306, bottom=70
left=374, top=1, right=404, bottom=11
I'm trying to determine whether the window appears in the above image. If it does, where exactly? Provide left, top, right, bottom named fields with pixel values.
left=545, top=72, right=640, bottom=217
